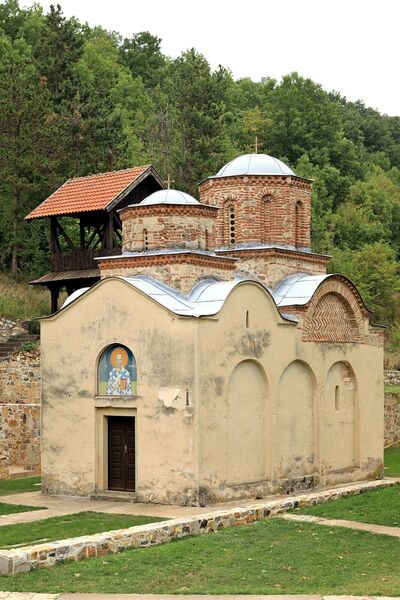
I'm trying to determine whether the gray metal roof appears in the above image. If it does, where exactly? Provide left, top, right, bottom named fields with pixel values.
left=61, top=274, right=297, bottom=321
left=215, top=154, right=295, bottom=178
left=94, top=249, right=236, bottom=262
left=273, top=273, right=330, bottom=307
left=131, top=189, right=200, bottom=207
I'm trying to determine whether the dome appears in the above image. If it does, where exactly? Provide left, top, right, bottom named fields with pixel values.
left=215, top=154, right=295, bottom=177
left=139, top=189, right=200, bottom=206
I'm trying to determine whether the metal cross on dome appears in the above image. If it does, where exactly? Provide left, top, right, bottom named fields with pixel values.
left=251, top=136, right=262, bottom=154
left=164, top=174, right=175, bottom=189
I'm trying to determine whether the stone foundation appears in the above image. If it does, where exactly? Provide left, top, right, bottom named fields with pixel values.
left=0, top=478, right=397, bottom=576
left=0, top=351, right=41, bottom=479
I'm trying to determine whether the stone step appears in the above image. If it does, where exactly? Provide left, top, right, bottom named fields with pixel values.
left=90, top=491, right=137, bottom=503
left=8, top=466, right=37, bottom=479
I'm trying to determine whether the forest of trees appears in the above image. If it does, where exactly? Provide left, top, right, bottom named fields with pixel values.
left=0, top=1, right=399, bottom=347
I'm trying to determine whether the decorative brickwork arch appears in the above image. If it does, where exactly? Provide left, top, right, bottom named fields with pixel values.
left=303, top=277, right=368, bottom=343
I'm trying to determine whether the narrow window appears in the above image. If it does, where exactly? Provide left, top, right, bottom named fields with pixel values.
left=335, top=385, right=340, bottom=411
left=205, top=229, right=209, bottom=250
left=245, top=310, right=250, bottom=328
left=295, top=201, right=302, bottom=247
left=262, top=195, right=272, bottom=244
left=229, top=206, right=235, bottom=245
left=143, top=228, right=148, bottom=251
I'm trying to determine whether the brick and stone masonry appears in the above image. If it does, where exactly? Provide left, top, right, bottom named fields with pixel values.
left=0, top=351, right=41, bottom=479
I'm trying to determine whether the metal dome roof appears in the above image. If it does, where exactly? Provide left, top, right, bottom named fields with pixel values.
left=139, top=189, right=200, bottom=206
left=215, top=154, right=295, bottom=177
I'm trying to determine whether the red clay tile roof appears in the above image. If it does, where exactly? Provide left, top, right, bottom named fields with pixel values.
left=26, top=166, right=152, bottom=220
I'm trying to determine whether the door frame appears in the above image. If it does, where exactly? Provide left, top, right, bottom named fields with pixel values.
left=107, top=416, right=136, bottom=492
left=95, top=406, right=137, bottom=494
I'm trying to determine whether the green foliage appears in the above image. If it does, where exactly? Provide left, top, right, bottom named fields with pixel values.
left=0, top=502, right=43, bottom=516
left=328, top=242, right=400, bottom=323
left=0, top=1, right=399, bottom=329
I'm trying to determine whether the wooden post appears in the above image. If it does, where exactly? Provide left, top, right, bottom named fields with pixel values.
left=50, top=217, right=61, bottom=255
left=49, top=286, right=59, bottom=314
left=106, top=212, right=114, bottom=249
left=80, top=220, right=85, bottom=249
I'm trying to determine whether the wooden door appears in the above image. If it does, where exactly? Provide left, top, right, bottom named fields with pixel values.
left=108, top=417, right=135, bottom=491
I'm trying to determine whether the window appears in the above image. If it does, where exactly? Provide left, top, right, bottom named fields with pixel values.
left=335, top=385, right=340, bottom=411
left=98, top=344, right=137, bottom=396
left=229, top=206, right=235, bottom=245
left=246, top=310, right=250, bottom=328
left=262, top=195, right=272, bottom=244
left=295, top=201, right=303, bottom=247
left=142, top=229, right=149, bottom=251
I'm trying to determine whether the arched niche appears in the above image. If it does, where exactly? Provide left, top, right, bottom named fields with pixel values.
left=322, top=361, right=356, bottom=472
left=98, top=344, right=137, bottom=396
left=227, top=360, right=267, bottom=484
left=277, top=360, right=315, bottom=479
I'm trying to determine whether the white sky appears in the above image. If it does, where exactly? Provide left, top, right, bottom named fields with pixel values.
left=23, top=0, right=399, bottom=116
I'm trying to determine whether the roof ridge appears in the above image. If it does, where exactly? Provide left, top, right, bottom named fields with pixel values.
left=68, top=165, right=151, bottom=182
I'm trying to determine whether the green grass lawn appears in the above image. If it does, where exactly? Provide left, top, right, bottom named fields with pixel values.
left=0, top=511, right=166, bottom=548
left=384, top=444, right=400, bottom=477
left=0, top=502, right=44, bottom=516
left=385, top=385, right=400, bottom=394
left=0, top=476, right=40, bottom=496
left=2, top=518, right=400, bottom=595
left=292, top=484, right=400, bottom=527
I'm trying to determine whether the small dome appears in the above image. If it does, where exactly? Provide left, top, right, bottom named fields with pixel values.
left=140, top=189, right=200, bottom=206
left=215, top=154, right=295, bottom=177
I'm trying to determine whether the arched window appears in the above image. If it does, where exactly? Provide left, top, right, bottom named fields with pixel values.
left=98, top=344, right=137, bottom=396
left=228, top=205, right=235, bottom=245
left=142, top=229, right=149, bottom=251
left=295, top=201, right=303, bottom=247
left=262, top=195, right=273, bottom=244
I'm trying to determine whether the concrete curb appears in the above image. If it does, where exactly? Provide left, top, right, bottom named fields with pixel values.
left=0, top=478, right=399, bottom=576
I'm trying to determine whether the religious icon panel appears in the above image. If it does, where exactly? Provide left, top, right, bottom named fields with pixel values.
left=98, top=344, right=137, bottom=396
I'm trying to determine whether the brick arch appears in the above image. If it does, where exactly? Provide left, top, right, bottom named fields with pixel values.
left=303, top=278, right=368, bottom=343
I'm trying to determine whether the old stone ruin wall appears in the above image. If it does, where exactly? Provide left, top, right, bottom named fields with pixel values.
left=384, top=370, right=400, bottom=448
left=0, top=351, right=41, bottom=479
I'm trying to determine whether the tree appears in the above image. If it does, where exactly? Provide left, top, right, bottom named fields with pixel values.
left=328, top=242, right=400, bottom=324
left=0, top=35, right=61, bottom=274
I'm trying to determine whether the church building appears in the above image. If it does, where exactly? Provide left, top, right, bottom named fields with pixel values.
left=34, top=154, right=384, bottom=505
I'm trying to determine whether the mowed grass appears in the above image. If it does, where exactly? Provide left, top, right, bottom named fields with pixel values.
left=0, top=512, right=166, bottom=548
left=385, top=385, right=400, bottom=394
left=0, top=476, right=40, bottom=496
left=385, top=444, right=400, bottom=477
left=0, top=502, right=43, bottom=516
left=0, top=274, right=50, bottom=320
left=292, top=484, right=400, bottom=527
left=2, top=518, right=400, bottom=595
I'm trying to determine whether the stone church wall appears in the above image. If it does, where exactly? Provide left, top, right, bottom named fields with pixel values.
left=0, top=351, right=41, bottom=479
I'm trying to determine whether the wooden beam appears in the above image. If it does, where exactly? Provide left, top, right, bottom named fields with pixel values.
left=80, top=220, right=85, bottom=249
left=50, top=217, right=61, bottom=255
left=56, top=221, right=76, bottom=251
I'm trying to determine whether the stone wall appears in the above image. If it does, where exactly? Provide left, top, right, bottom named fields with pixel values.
left=98, top=253, right=236, bottom=294
left=0, top=351, right=41, bottom=479
left=120, top=204, right=218, bottom=252
left=385, top=392, right=400, bottom=448
left=0, top=478, right=396, bottom=576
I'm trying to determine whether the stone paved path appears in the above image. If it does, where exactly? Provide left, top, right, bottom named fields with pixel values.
left=2, top=478, right=399, bottom=527
left=281, top=512, right=400, bottom=537
left=1, top=594, right=400, bottom=599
